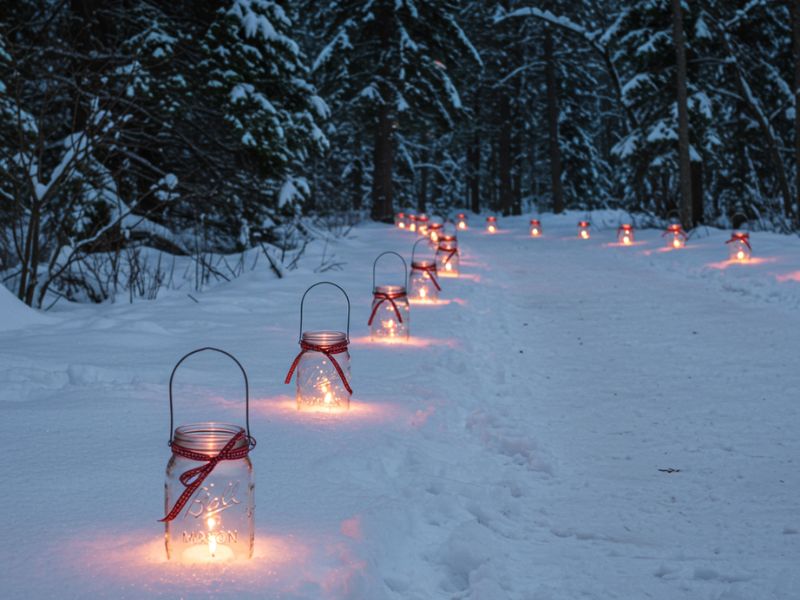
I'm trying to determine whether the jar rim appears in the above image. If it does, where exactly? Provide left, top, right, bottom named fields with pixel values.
left=374, top=284, right=406, bottom=296
left=412, top=259, right=435, bottom=268
left=302, top=330, right=347, bottom=345
left=172, top=422, right=247, bottom=453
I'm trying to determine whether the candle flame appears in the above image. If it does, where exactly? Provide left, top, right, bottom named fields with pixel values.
left=580, top=230, right=589, bottom=239
left=445, top=262, right=452, bottom=271
left=673, top=238, right=681, bottom=248
left=399, top=222, right=405, bottom=229
left=207, top=517, right=217, bottom=558
left=737, top=250, right=745, bottom=261
left=623, top=235, right=631, bottom=245
left=419, top=287, right=427, bottom=299
left=431, top=232, right=439, bottom=242
left=458, top=221, right=466, bottom=230
left=531, top=228, right=539, bottom=236
left=488, top=225, right=496, bottom=233
left=410, top=224, right=416, bottom=232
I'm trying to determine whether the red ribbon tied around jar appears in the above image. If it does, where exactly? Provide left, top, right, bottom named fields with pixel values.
left=368, top=289, right=406, bottom=326
left=725, top=232, right=751, bottom=250
left=160, top=430, right=250, bottom=522
left=284, top=339, right=353, bottom=394
left=437, top=245, right=458, bottom=264
left=413, top=263, right=441, bottom=291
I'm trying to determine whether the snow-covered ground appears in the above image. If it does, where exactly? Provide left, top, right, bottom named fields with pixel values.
left=1, top=211, right=799, bottom=599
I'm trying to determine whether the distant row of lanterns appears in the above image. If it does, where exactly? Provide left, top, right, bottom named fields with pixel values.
left=397, top=212, right=752, bottom=261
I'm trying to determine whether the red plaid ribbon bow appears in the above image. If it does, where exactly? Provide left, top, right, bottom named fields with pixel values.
left=726, top=232, right=751, bottom=250
left=412, top=263, right=441, bottom=291
left=284, top=340, right=352, bottom=394
left=368, top=290, right=406, bottom=326
left=437, top=245, right=458, bottom=264
left=160, top=430, right=251, bottom=522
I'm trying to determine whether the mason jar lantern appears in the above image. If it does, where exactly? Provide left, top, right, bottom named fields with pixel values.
left=162, top=347, right=256, bottom=563
left=407, top=214, right=418, bottom=232
left=486, top=216, right=497, bottom=233
left=410, top=238, right=441, bottom=303
left=456, top=212, right=468, bottom=231
left=578, top=220, right=591, bottom=239
left=428, top=221, right=444, bottom=245
left=663, top=223, right=687, bottom=248
left=726, top=232, right=751, bottom=262
left=617, top=224, right=634, bottom=245
left=436, top=235, right=460, bottom=277
left=369, top=251, right=410, bottom=341
left=395, top=212, right=406, bottom=229
left=285, top=282, right=352, bottom=411
left=416, top=214, right=430, bottom=237
left=530, top=219, right=542, bottom=237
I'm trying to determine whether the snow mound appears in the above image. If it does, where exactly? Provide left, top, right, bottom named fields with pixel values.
left=0, top=285, right=51, bottom=331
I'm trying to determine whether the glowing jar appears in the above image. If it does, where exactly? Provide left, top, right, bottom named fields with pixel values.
left=369, top=251, right=410, bottom=341
left=664, top=223, right=687, bottom=248
left=530, top=219, right=542, bottom=237
left=436, top=238, right=459, bottom=277
left=456, top=213, right=468, bottom=230
left=428, top=222, right=443, bottom=245
left=285, top=282, right=352, bottom=411
left=410, top=238, right=441, bottom=302
left=726, top=232, right=751, bottom=262
left=416, top=214, right=430, bottom=237
left=617, top=224, right=634, bottom=245
left=395, top=212, right=406, bottom=229
left=578, top=221, right=591, bottom=239
left=163, top=347, right=255, bottom=563
left=486, top=216, right=497, bottom=233
left=408, top=214, right=417, bottom=232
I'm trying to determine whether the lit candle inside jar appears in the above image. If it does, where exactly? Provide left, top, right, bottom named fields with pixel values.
left=580, top=230, right=589, bottom=239
left=419, top=287, right=427, bottom=299
left=207, top=517, right=217, bottom=557
left=623, top=235, right=631, bottom=245
left=737, top=250, right=745, bottom=261
left=673, top=238, right=681, bottom=248
left=445, top=262, right=452, bottom=272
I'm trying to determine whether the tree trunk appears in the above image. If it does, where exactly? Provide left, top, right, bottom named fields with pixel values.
left=544, top=27, right=564, bottom=214
left=691, top=160, right=703, bottom=226
left=370, top=104, right=394, bottom=222
left=498, top=94, right=513, bottom=216
left=793, top=0, right=800, bottom=224
left=671, top=0, right=693, bottom=230
left=370, top=6, right=394, bottom=222
left=352, top=160, right=362, bottom=210
left=468, top=132, right=480, bottom=214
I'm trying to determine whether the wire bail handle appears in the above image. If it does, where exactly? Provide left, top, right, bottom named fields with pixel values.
left=168, top=347, right=252, bottom=447
left=372, top=251, right=408, bottom=291
left=411, top=238, right=435, bottom=263
left=298, top=281, right=351, bottom=342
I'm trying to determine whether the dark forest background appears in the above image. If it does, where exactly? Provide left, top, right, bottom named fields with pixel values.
left=1, top=0, right=798, bottom=306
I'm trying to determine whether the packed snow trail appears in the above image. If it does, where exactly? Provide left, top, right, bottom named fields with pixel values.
left=1, top=213, right=798, bottom=599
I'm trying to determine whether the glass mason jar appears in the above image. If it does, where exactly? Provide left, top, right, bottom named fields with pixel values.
left=486, top=216, right=497, bottom=233
left=395, top=212, right=406, bottom=229
left=410, top=259, right=440, bottom=302
left=427, top=222, right=443, bottom=246
left=296, top=330, right=351, bottom=410
left=617, top=224, right=634, bottom=245
left=529, top=219, right=542, bottom=237
left=370, top=285, right=410, bottom=341
left=456, top=213, right=468, bottom=231
left=727, top=233, right=751, bottom=261
left=578, top=220, right=591, bottom=239
left=165, top=423, right=254, bottom=562
left=436, top=240, right=459, bottom=277
left=665, top=224, right=686, bottom=248
left=416, top=214, right=430, bottom=237
left=407, top=214, right=417, bottom=232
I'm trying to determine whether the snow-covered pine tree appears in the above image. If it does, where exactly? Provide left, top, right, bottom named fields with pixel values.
left=308, top=0, right=480, bottom=222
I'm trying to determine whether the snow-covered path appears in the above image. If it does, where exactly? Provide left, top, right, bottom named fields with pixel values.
left=1, top=214, right=799, bottom=599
